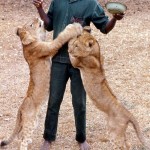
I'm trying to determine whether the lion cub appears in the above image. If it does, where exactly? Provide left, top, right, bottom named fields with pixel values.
left=0, top=18, right=82, bottom=150
left=68, top=27, right=149, bottom=149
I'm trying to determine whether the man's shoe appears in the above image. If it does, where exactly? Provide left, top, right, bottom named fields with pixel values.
left=79, top=141, right=90, bottom=150
left=40, top=140, right=51, bottom=150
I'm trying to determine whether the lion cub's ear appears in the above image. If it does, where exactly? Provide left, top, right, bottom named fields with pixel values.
left=21, top=35, right=35, bottom=45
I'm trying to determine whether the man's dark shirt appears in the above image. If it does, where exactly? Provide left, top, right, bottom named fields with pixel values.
left=45, top=0, right=109, bottom=63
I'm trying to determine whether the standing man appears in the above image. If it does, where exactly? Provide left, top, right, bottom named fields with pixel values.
left=33, top=0, right=124, bottom=149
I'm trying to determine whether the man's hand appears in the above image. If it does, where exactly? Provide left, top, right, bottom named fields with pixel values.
left=105, top=13, right=125, bottom=33
left=32, top=0, right=50, bottom=26
left=113, top=13, right=124, bottom=20
left=33, top=0, right=43, bottom=8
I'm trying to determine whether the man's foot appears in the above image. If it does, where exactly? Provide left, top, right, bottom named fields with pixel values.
left=79, top=141, right=90, bottom=150
left=40, top=140, right=51, bottom=150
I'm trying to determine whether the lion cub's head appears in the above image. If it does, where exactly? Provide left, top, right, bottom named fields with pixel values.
left=17, top=18, right=46, bottom=45
left=68, top=26, right=100, bottom=58
left=68, top=26, right=102, bottom=69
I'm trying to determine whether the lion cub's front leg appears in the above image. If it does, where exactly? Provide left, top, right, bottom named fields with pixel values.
left=34, top=23, right=83, bottom=58
left=51, top=23, right=83, bottom=54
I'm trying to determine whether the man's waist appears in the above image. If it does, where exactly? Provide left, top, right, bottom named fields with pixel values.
left=52, top=55, right=71, bottom=64
left=52, top=44, right=71, bottom=64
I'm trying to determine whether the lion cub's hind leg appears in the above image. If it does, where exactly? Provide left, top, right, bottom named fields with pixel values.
left=19, top=118, right=36, bottom=150
left=109, top=134, right=129, bottom=150
left=110, top=137, right=129, bottom=150
left=108, top=115, right=130, bottom=150
left=18, top=99, right=38, bottom=150
left=19, top=123, right=37, bottom=150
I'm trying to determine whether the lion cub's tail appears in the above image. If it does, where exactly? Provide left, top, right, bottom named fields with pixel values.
left=129, top=115, right=150, bottom=149
left=0, top=110, right=22, bottom=147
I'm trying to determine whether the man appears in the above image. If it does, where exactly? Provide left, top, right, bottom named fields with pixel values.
left=33, top=0, right=124, bottom=149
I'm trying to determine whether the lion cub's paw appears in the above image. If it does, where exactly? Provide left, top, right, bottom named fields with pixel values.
left=65, top=23, right=83, bottom=37
left=73, top=23, right=83, bottom=35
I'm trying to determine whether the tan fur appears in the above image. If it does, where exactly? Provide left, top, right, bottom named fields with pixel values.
left=0, top=18, right=83, bottom=150
left=68, top=27, right=149, bottom=150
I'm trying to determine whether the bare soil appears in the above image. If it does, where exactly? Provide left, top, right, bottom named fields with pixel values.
left=0, top=0, right=150, bottom=150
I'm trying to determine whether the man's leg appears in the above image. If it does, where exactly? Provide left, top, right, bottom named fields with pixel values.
left=69, top=64, right=90, bottom=150
left=41, top=62, right=69, bottom=149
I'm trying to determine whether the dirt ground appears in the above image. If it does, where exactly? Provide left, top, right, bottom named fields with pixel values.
left=0, top=0, right=150, bottom=150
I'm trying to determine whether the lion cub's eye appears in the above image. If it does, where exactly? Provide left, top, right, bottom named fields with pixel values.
left=30, top=24, right=33, bottom=27
left=39, top=23, right=42, bottom=27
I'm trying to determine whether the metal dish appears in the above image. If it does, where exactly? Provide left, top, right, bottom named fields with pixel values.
left=105, top=2, right=127, bottom=14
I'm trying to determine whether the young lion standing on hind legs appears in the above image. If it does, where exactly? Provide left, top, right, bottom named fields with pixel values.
left=0, top=18, right=82, bottom=150
left=68, top=27, right=150, bottom=150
